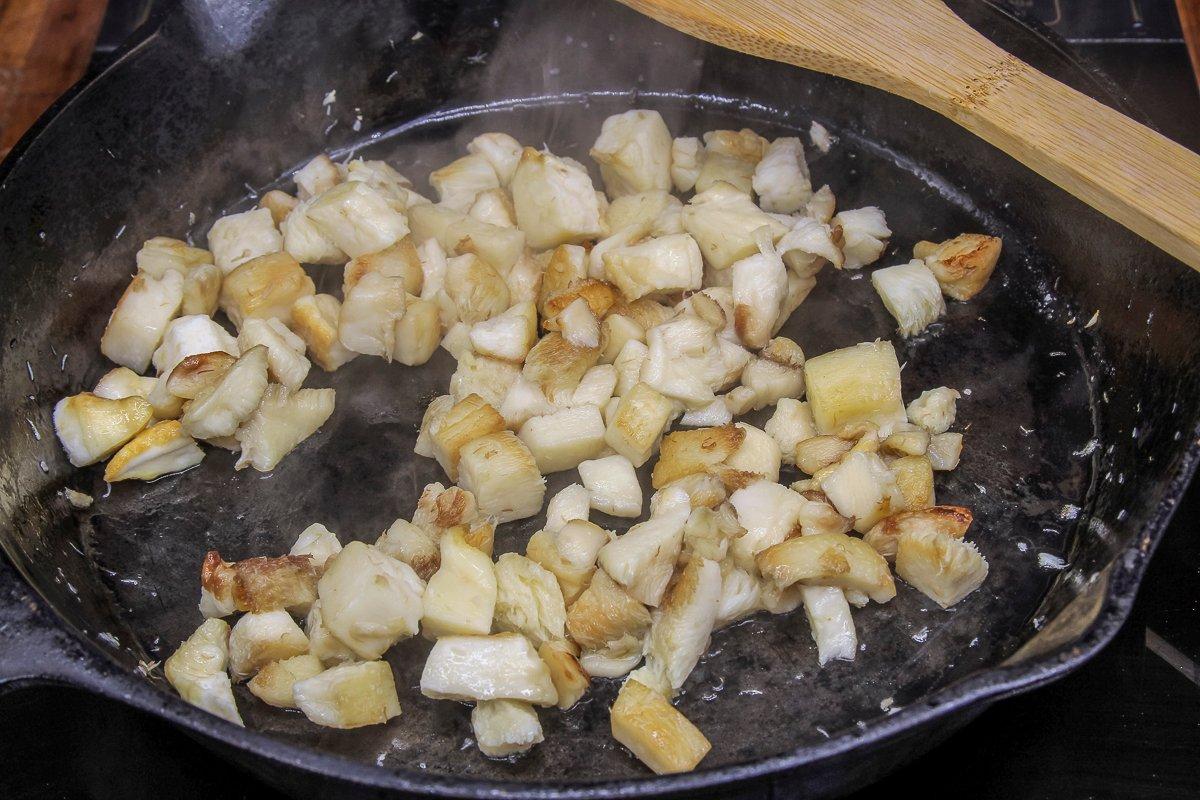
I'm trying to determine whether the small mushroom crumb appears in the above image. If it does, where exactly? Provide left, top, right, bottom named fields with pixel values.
left=63, top=488, right=94, bottom=509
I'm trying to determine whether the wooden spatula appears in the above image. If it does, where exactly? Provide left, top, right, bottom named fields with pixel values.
left=617, top=0, right=1200, bottom=272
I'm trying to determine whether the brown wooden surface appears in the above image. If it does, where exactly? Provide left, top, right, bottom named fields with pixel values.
left=0, top=0, right=107, bottom=158
left=1178, top=0, right=1200, bottom=93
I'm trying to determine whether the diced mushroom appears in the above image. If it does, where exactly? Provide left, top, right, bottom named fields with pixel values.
left=457, top=430, right=547, bottom=523
left=246, top=653, right=324, bottom=709
left=570, top=364, right=618, bottom=408
left=53, top=393, right=153, bottom=467
left=612, top=339, right=650, bottom=397
left=566, top=568, right=652, bottom=652
left=777, top=216, right=844, bottom=276
left=219, top=251, right=315, bottom=329
left=468, top=187, right=517, bottom=229
left=343, top=236, right=423, bottom=297
left=752, top=137, right=812, bottom=213
left=237, top=317, right=311, bottom=390
left=604, top=234, right=703, bottom=302
left=336, top=271, right=407, bottom=358
left=597, top=498, right=688, bottom=606
left=444, top=253, right=510, bottom=325
left=305, top=181, right=410, bottom=258
left=917, top=233, right=1002, bottom=300
left=180, top=345, right=269, bottom=440
left=756, top=532, right=897, bottom=603
left=428, top=393, right=506, bottom=480
left=722, top=422, right=782, bottom=484
left=727, top=480, right=812, bottom=571
left=233, top=384, right=335, bottom=471
left=906, top=387, right=961, bottom=434
left=493, top=553, right=568, bottom=647
left=164, top=618, right=242, bottom=725
left=891, top=451, right=936, bottom=507
left=803, top=340, right=907, bottom=435
left=799, top=585, right=857, bottom=665
left=100, top=271, right=184, bottom=372
left=741, top=337, right=805, bottom=409
left=152, top=314, right=240, bottom=376
left=636, top=557, right=721, bottom=696
left=228, top=610, right=310, bottom=680
left=316, top=542, right=425, bottom=659
left=472, top=699, right=545, bottom=757
left=651, top=424, right=745, bottom=489
left=104, top=420, right=204, bottom=481
left=408, top=203, right=526, bottom=275
left=450, top=351, right=521, bottom=409
left=510, top=147, right=605, bottom=250
left=557, top=297, right=601, bottom=348
left=90, top=371, right=151, bottom=406
left=864, top=505, right=972, bottom=561
left=871, top=260, right=946, bottom=337
left=282, top=197, right=348, bottom=265
left=304, top=601, right=358, bottom=666
left=468, top=132, right=523, bottom=185
left=670, top=136, right=703, bottom=193
left=518, top=404, right=607, bottom=474
left=469, top=300, right=538, bottom=362
left=764, top=399, right=816, bottom=465
left=538, top=640, right=590, bottom=710
left=181, top=262, right=220, bottom=319
left=420, top=633, right=557, bottom=705
left=290, top=522, right=342, bottom=569
left=293, top=661, right=403, bottom=729
left=290, top=294, right=359, bottom=371
left=590, top=109, right=673, bottom=197
left=136, top=236, right=214, bottom=278
left=695, top=128, right=768, bottom=195
left=794, top=435, right=852, bottom=476
left=293, top=153, right=342, bottom=200
left=639, top=313, right=724, bottom=410
left=207, top=207, right=283, bottom=275
left=820, top=450, right=905, bottom=533
left=430, top=153, right=500, bottom=212
left=520, top=333, right=600, bottom=404
left=927, top=432, right=964, bottom=471
left=681, top=182, right=789, bottom=272
left=578, top=454, right=642, bottom=518
left=832, top=206, right=890, bottom=269
left=895, top=527, right=989, bottom=608
left=610, top=678, right=711, bottom=775
left=422, top=526, right=498, bottom=638
left=344, top=158, right=428, bottom=209
left=204, top=551, right=321, bottom=618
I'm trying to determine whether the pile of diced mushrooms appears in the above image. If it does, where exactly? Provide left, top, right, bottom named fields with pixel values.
left=53, top=109, right=1003, bottom=775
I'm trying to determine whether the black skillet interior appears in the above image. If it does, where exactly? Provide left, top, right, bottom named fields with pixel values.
left=1, top=0, right=1199, bottom=795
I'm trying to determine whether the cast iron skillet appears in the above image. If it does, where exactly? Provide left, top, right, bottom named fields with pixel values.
left=1, top=1, right=1198, bottom=797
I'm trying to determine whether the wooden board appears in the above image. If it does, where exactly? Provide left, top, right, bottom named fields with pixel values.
left=0, top=0, right=108, bottom=158
left=1178, top=0, right=1200, bottom=93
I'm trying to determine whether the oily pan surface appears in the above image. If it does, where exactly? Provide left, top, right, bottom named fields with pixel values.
left=69, top=95, right=1093, bottom=780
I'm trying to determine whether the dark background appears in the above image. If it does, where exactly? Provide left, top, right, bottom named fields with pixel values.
left=1, top=1, right=1198, bottom=798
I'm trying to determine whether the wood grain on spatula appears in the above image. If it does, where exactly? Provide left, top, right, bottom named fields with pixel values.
left=618, top=0, right=1200, bottom=273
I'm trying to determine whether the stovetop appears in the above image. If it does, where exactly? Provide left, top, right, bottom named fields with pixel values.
left=2, top=2, right=1198, bottom=798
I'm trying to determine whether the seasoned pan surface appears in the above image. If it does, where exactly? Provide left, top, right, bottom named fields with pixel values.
left=67, top=93, right=1091, bottom=778
left=1, top=0, right=1197, bottom=795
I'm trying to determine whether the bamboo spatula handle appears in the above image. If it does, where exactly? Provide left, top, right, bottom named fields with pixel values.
left=618, top=0, right=1200, bottom=273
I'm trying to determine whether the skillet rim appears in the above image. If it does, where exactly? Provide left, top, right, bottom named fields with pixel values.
left=0, top=2, right=1195, bottom=796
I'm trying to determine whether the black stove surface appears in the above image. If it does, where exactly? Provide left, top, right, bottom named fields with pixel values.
left=2, top=2, right=1198, bottom=798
